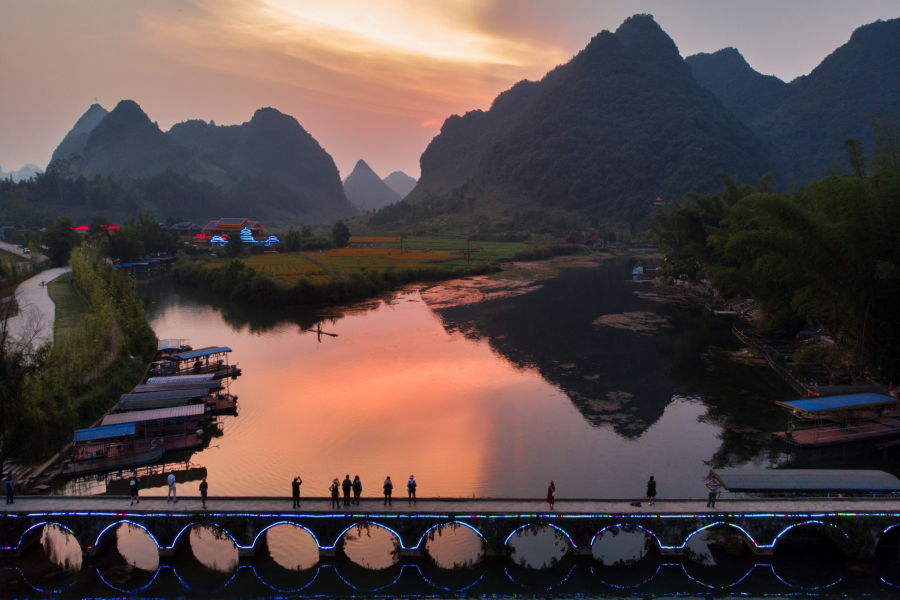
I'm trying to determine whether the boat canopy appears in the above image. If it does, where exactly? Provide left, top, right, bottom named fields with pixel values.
left=174, top=347, right=232, bottom=361
left=73, top=423, right=136, bottom=443
left=158, top=338, right=189, bottom=352
left=120, top=390, right=210, bottom=404
left=776, top=392, right=899, bottom=414
left=102, top=404, right=206, bottom=426
left=133, top=381, right=223, bottom=394
left=147, top=373, right=216, bottom=384
left=115, top=397, right=193, bottom=412
left=712, top=468, right=900, bottom=493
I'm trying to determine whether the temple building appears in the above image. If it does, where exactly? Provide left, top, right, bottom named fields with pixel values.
left=202, top=218, right=265, bottom=239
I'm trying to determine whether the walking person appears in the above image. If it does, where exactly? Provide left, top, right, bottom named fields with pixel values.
left=199, top=477, right=209, bottom=510
left=383, top=476, right=393, bottom=506
left=352, top=475, right=362, bottom=505
left=292, top=476, right=303, bottom=509
left=342, top=475, right=352, bottom=507
left=330, top=478, right=340, bottom=509
left=646, top=476, right=657, bottom=506
left=706, top=476, right=721, bottom=509
left=167, top=470, right=178, bottom=503
left=130, top=472, right=140, bottom=506
left=407, top=475, right=417, bottom=505
left=4, top=474, right=13, bottom=505
left=547, top=480, right=556, bottom=510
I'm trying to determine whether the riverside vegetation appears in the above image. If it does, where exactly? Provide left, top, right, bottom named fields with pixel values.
left=0, top=247, right=156, bottom=462
left=653, top=129, right=900, bottom=379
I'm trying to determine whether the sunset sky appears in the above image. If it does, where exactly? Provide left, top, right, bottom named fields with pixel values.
left=2, top=0, right=899, bottom=179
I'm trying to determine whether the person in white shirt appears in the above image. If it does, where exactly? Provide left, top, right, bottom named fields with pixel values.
left=167, top=471, right=178, bottom=503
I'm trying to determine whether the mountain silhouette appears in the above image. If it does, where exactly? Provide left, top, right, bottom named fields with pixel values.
left=687, top=18, right=900, bottom=184
left=343, top=160, right=401, bottom=211
left=49, top=103, right=109, bottom=164
left=408, top=14, right=771, bottom=224
left=382, top=171, right=417, bottom=199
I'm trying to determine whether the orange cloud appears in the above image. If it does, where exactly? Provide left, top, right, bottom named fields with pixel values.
left=421, top=119, right=441, bottom=128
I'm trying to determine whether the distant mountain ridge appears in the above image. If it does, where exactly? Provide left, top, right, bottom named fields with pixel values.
left=342, top=160, right=401, bottom=211
left=408, top=14, right=771, bottom=224
left=382, top=171, right=417, bottom=199
left=686, top=18, right=900, bottom=184
left=53, top=100, right=354, bottom=222
left=0, top=164, right=43, bottom=182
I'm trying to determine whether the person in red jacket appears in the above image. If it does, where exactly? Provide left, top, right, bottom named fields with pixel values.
left=547, top=480, right=556, bottom=510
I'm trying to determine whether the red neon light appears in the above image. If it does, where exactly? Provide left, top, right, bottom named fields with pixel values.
left=70, top=224, right=120, bottom=231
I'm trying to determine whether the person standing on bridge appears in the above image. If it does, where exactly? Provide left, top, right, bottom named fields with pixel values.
left=292, top=476, right=303, bottom=508
left=547, top=480, right=556, bottom=510
left=383, top=476, right=393, bottom=506
left=352, top=475, right=362, bottom=505
left=646, top=476, right=657, bottom=506
left=407, top=475, right=417, bottom=505
left=130, top=472, right=140, bottom=506
left=199, top=477, right=209, bottom=510
left=342, top=475, right=352, bottom=507
left=330, top=478, right=340, bottom=509
left=167, top=471, right=178, bottom=503
left=4, top=473, right=14, bottom=505
left=706, top=476, right=721, bottom=509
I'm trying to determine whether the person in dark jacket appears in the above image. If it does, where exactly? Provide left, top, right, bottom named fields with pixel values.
left=352, top=475, right=362, bottom=505
left=199, top=477, right=209, bottom=510
left=407, top=475, right=417, bottom=505
left=130, top=472, right=140, bottom=506
left=4, top=474, right=13, bottom=505
left=646, top=476, right=657, bottom=506
left=383, top=476, right=393, bottom=506
left=330, top=478, right=340, bottom=509
left=292, top=476, right=302, bottom=508
left=342, top=475, right=352, bottom=507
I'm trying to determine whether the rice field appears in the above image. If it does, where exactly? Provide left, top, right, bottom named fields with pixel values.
left=241, top=253, right=328, bottom=284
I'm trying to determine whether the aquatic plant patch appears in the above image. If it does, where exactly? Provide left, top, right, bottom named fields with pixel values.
left=592, top=311, right=672, bottom=335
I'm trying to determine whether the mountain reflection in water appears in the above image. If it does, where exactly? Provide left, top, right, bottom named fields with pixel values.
left=55, top=259, right=900, bottom=499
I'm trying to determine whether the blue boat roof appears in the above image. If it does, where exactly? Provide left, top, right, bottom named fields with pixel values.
left=778, top=392, right=899, bottom=413
left=73, top=423, right=136, bottom=443
left=174, top=347, right=232, bottom=360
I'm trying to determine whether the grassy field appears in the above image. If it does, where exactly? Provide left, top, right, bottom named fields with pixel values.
left=47, top=273, right=91, bottom=339
left=203, top=237, right=527, bottom=284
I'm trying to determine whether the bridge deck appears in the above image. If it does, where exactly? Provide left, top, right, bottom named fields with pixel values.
left=6, top=496, right=900, bottom=515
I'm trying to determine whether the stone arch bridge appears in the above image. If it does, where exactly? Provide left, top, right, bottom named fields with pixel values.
left=2, top=497, right=899, bottom=563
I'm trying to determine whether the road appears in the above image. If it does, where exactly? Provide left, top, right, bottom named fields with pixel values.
left=1, top=267, right=71, bottom=348
left=0, top=239, right=46, bottom=261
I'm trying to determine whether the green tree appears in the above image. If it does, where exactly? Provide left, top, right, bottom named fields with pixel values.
left=44, top=217, right=76, bottom=267
left=223, top=231, right=245, bottom=257
left=301, top=224, right=313, bottom=238
left=331, top=220, right=350, bottom=248
left=284, top=229, right=302, bottom=252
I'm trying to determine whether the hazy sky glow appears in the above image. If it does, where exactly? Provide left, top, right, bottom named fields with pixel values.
left=2, top=0, right=899, bottom=179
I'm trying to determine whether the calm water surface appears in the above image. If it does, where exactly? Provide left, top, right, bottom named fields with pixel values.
left=71, top=259, right=802, bottom=499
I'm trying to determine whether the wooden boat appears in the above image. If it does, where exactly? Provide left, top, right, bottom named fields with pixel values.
left=63, top=425, right=166, bottom=476
left=149, top=346, right=241, bottom=380
left=773, top=393, right=900, bottom=448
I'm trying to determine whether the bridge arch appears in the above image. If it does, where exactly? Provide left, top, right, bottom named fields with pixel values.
left=415, top=521, right=486, bottom=550
left=502, top=523, right=576, bottom=548
left=329, top=521, right=406, bottom=550
left=770, top=520, right=848, bottom=549
left=250, top=521, right=322, bottom=550
left=590, top=523, right=662, bottom=549
left=16, top=521, right=76, bottom=552
left=93, top=520, right=162, bottom=551
left=679, top=522, right=759, bottom=551
left=169, top=521, right=243, bottom=552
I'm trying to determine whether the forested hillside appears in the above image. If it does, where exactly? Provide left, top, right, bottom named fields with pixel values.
left=49, top=103, right=109, bottom=165
left=687, top=18, right=900, bottom=185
